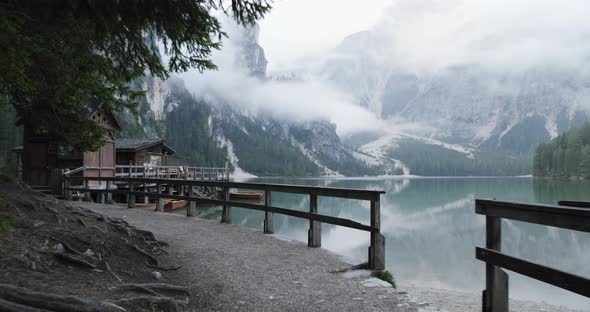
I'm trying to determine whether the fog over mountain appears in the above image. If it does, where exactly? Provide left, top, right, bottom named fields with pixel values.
left=124, top=0, right=590, bottom=177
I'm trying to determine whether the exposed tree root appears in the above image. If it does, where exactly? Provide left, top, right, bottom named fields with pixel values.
left=113, top=296, right=183, bottom=312
left=105, top=261, right=122, bottom=283
left=50, top=252, right=97, bottom=269
left=118, top=283, right=190, bottom=296
left=122, top=238, right=158, bottom=265
left=0, top=284, right=125, bottom=312
left=0, top=298, right=45, bottom=312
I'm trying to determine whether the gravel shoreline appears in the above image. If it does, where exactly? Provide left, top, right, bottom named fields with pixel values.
left=400, top=284, right=585, bottom=312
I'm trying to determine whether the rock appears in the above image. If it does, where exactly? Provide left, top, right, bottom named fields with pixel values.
left=50, top=243, right=64, bottom=253
left=151, top=271, right=162, bottom=280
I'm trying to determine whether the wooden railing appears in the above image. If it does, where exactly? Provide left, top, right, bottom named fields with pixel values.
left=115, top=165, right=229, bottom=181
left=63, top=176, right=386, bottom=270
left=475, top=199, right=590, bottom=312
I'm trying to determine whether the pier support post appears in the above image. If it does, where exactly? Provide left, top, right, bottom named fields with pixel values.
left=156, top=182, right=163, bottom=212
left=127, top=181, right=135, bottom=208
left=368, top=197, right=385, bottom=270
left=143, top=169, right=148, bottom=204
left=84, top=180, right=91, bottom=202
left=482, top=216, right=508, bottom=312
left=308, top=193, right=321, bottom=247
left=188, top=186, right=196, bottom=217
left=221, top=186, right=230, bottom=223
left=64, top=178, right=72, bottom=201
left=106, top=180, right=112, bottom=203
left=264, top=189, right=274, bottom=234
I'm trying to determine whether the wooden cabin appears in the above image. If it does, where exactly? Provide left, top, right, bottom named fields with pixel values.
left=21, top=110, right=121, bottom=193
left=115, top=138, right=179, bottom=166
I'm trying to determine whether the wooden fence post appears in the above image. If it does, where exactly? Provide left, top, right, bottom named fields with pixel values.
left=143, top=167, right=148, bottom=204
left=156, top=170, right=163, bottom=212
left=308, top=193, right=321, bottom=247
left=64, top=178, right=72, bottom=201
left=221, top=186, right=230, bottom=223
left=264, top=189, right=274, bottom=234
left=483, top=215, right=508, bottom=312
left=368, top=196, right=385, bottom=270
left=127, top=165, right=135, bottom=208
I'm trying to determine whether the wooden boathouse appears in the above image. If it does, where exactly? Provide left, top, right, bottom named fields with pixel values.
left=20, top=110, right=120, bottom=194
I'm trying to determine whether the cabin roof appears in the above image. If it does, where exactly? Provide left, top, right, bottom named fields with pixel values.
left=115, top=138, right=175, bottom=154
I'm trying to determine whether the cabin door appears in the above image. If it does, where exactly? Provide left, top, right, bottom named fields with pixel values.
left=28, top=142, right=49, bottom=186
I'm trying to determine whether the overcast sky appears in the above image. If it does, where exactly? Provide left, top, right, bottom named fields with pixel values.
left=258, top=0, right=392, bottom=70
left=257, top=0, right=590, bottom=73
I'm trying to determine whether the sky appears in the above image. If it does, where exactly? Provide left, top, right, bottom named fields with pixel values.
left=257, top=0, right=590, bottom=72
left=258, top=0, right=392, bottom=70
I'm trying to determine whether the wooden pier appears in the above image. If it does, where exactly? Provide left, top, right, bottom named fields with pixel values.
left=63, top=175, right=386, bottom=270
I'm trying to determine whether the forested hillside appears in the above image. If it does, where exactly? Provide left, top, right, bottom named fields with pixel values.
left=388, top=141, right=530, bottom=176
left=533, top=123, right=590, bottom=179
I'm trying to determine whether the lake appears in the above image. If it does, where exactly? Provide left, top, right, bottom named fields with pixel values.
left=200, top=177, right=590, bottom=310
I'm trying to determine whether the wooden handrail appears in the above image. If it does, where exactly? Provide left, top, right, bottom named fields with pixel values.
left=64, top=176, right=384, bottom=201
left=475, top=199, right=590, bottom=312
left=63, top=175, right=385, bottom=270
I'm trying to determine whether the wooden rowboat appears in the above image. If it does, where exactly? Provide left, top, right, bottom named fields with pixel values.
left=164, top=199, right=188, bottom=211
left=229, top=192, right=263, bottom=202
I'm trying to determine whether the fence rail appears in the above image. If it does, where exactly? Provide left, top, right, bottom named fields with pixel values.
left=63, top=175, right=386, bottom=270
left=64, top=165, right=230, bottom=181
left=475, top=199, right=590, bottom=312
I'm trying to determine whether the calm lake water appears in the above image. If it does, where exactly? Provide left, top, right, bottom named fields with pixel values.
left=203, top=177, right=590, bottom=310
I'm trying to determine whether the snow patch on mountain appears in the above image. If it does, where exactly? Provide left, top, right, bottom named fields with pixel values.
left=215, top=135, right=257, bottom=178
left=292, top=140, right=342, bottom=177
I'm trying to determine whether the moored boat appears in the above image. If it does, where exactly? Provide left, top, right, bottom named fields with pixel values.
left=163, top=199, right=188, bottom=211
left=229, top=192, right=264, bottom=202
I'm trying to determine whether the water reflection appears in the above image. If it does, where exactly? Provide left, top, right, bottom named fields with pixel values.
left=221, top=177, right=590, bottom=310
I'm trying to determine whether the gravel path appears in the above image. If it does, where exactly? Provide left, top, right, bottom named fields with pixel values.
left=79, top=203, right=416, bottom=312
left=78, top=203, right=586, bottom=312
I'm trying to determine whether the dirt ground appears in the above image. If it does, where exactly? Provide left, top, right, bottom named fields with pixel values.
left=0, top=179, right=190, bottom=311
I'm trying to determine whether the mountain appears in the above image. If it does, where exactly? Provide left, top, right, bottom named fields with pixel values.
left=305, top=28, right=590, bottom=176
left=118, top=25, right=384, bottom=177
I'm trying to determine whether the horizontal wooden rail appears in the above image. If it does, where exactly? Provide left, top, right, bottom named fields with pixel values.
left=476, top=248, right=590, bottom=298
left=476, top=199, right=590, bottom=232
left=63, top=175, right=386, bottom=270
left=65, top=176, right=384, bottom=201
left=64, top=187, right=377, bottom=232
left=558, top=200, right=590, bottom=209
left=475, top=199, right=590, bottom=312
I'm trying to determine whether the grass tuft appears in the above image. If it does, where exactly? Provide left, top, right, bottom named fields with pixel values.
left=372, top=270, right=396, bottom=288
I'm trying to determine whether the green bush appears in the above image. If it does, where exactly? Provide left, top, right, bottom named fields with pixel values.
left=372, top=270, right=396, bottom=288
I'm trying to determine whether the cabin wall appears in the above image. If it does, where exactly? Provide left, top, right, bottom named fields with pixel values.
left=83, top=140, right=115, bottom=177
left=116, top=143, right=170, bottom=166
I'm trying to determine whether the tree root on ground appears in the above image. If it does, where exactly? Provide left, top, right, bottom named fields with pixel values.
left=50, top=251, right=97, bottom=269
left=0, top=284, right=125, bottom=312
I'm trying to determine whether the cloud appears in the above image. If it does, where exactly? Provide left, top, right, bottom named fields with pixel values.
left=377, top=0, right=590, bottom=72
left=179, top=21, right=387, bottom=135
